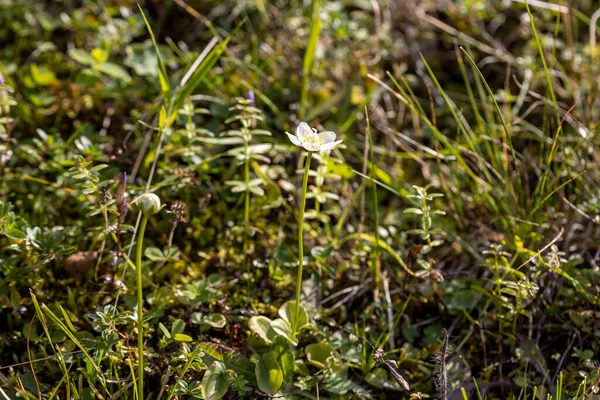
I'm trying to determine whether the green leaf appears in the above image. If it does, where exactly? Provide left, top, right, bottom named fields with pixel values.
left=251, top=351, right=283, bottom=395
left=201, top=361, right=231, bottom=400
left=68, top=49, right=95, bottom=66
left=144, top=246, right=164, bottom=261
left=271, top=336, right=294, bottom=383
left=96, top=62, right=131, bottom=82
left=203, top=313, right=226, bottom=329
left=125, top=41, right=159, bottom=77
left=158, top=323, right=171, bottom=339
left=173, top=333, right=193, bottom=342
left=198, top=342, right=224, bottom=363
left=269, top=319, right=294, bottom=344
left=305, top=341, right=334, bottom=369
left=138, top=6, right=170, bottom=99
left=58, top=304, right=77, bottom=333
left=39, top=303, right=107, bottom=391
left=171, top=319, right=185, bottom=335
left=30, top=64, right=58, bottom=86
left=323, top=366, right=359, bottom=395
left=228, top=182, right=246, bottom=193
left=248, top=316, right=273, bottom=344
left=249, top=186, right=265, bottom=196
left=198, top=137, right=244, bottom=145
left=278, top=301, right=308, bottom=331
left=223, top=351, right=255, bottom=384
left=159, top=106, right=167, bottom=129
left=3, top=227, right=25, bottom=239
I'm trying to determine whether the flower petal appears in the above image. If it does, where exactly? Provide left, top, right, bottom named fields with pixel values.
left=285, top=132, right=302, bottom=146
left=296, top=122, right=313, bottom=141
left=317, top=131, right=336, bottom=144
left=319, top=140, right=342, bottom=152
left=302, top=141, right=321, bottom=152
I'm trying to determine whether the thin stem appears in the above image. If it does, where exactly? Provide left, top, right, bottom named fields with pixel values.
left=366, top=107, right=380, bottom=288
left=136, top=215, right=149, bottom=400
left=95, top=203, right=110, bottom=280
left=292, top=151, right=313, bottom=339
left=243, top=130, right=250, bottom=271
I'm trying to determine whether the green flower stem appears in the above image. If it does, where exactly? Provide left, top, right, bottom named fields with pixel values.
left=243, top=131, right=250, bottom=270
left=292, top=151, right=312, bottom=340
left=136, top=214, right=149, bottom=400
left=366, top=108, right=380, bottom=288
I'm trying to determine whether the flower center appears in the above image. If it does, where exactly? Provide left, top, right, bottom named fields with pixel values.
left=303, top=133, right=322, bottom=145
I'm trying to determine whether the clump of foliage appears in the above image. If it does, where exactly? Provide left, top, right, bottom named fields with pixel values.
left=1, top=0, right=600, bottom=399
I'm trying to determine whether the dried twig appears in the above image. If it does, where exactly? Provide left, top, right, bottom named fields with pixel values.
left=435, top=329, right=449, bottom=400
left=372, top=348, right=410, bottom=391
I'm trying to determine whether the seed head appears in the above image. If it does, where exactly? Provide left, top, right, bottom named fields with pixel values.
left=137, top=193, right=162, bottom=216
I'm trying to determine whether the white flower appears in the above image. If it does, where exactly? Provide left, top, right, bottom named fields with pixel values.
left=135, top=193, right=162, bottom=216
left=286, top=122, right=342, bottom=152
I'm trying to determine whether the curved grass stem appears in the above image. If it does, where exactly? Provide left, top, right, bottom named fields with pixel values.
left=292, top=151, right=313, bottom=340
left=136, top=214, right=149, bottom=400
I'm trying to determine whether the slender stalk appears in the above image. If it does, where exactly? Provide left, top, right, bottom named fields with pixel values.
left=243, top=128, right=250, bottom=271
left=136, top=215, right=149, bottom=400
left=95, top=203, right=110, bottom=280
left=292, top=151, right=313, bottom=339
left=366, top=107, right=380, bottom=288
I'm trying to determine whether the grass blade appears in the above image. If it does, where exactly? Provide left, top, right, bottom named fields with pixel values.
left=40, top=303, right=108, bottom=394
left=30, top=290, right=74, bottom=399
left=168, top=19, right=245, bottom=126
left=138, top=5, right=171, bottom=101
left=524, top=0, right=563, bottom=202
left=299, top=0, right=321, bottom=120
left=459, top=48, right=522, bottom=212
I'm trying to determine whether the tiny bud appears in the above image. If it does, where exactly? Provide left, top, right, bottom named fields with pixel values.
left=137, top=193, right=161, bottom=216
left=116, top=171, right=127, bottom=204
left=247, top=89, right=255, bottom=105
left=118, top=198, right=129, bottom=223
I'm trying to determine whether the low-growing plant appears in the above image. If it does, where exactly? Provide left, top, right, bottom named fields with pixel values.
left=2, top=1, right=600, bottom=399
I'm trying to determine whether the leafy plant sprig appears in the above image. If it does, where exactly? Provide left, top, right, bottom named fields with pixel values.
left=222, top=94, right=270, bottom=271
left=405, top=185, right=446, bottom=283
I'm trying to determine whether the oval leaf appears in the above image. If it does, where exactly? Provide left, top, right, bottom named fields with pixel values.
left=96, top=62, right=131, bottom=82
left=248, top=316, right=273, bottom=344
left=173, top=333, right=192, bottom=342
left=202, top=361, right=231, bottom=400
left=203, top=313, right=227, bottom=329
left=68, top=49, right=95, bottom=65
left=252, top=351, right=283, bottom=395
left=306, top=341, right=334, bottom=369
left=269, top=318, right=294, bottom=344
left=271, top=336, right=294, bottom=383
